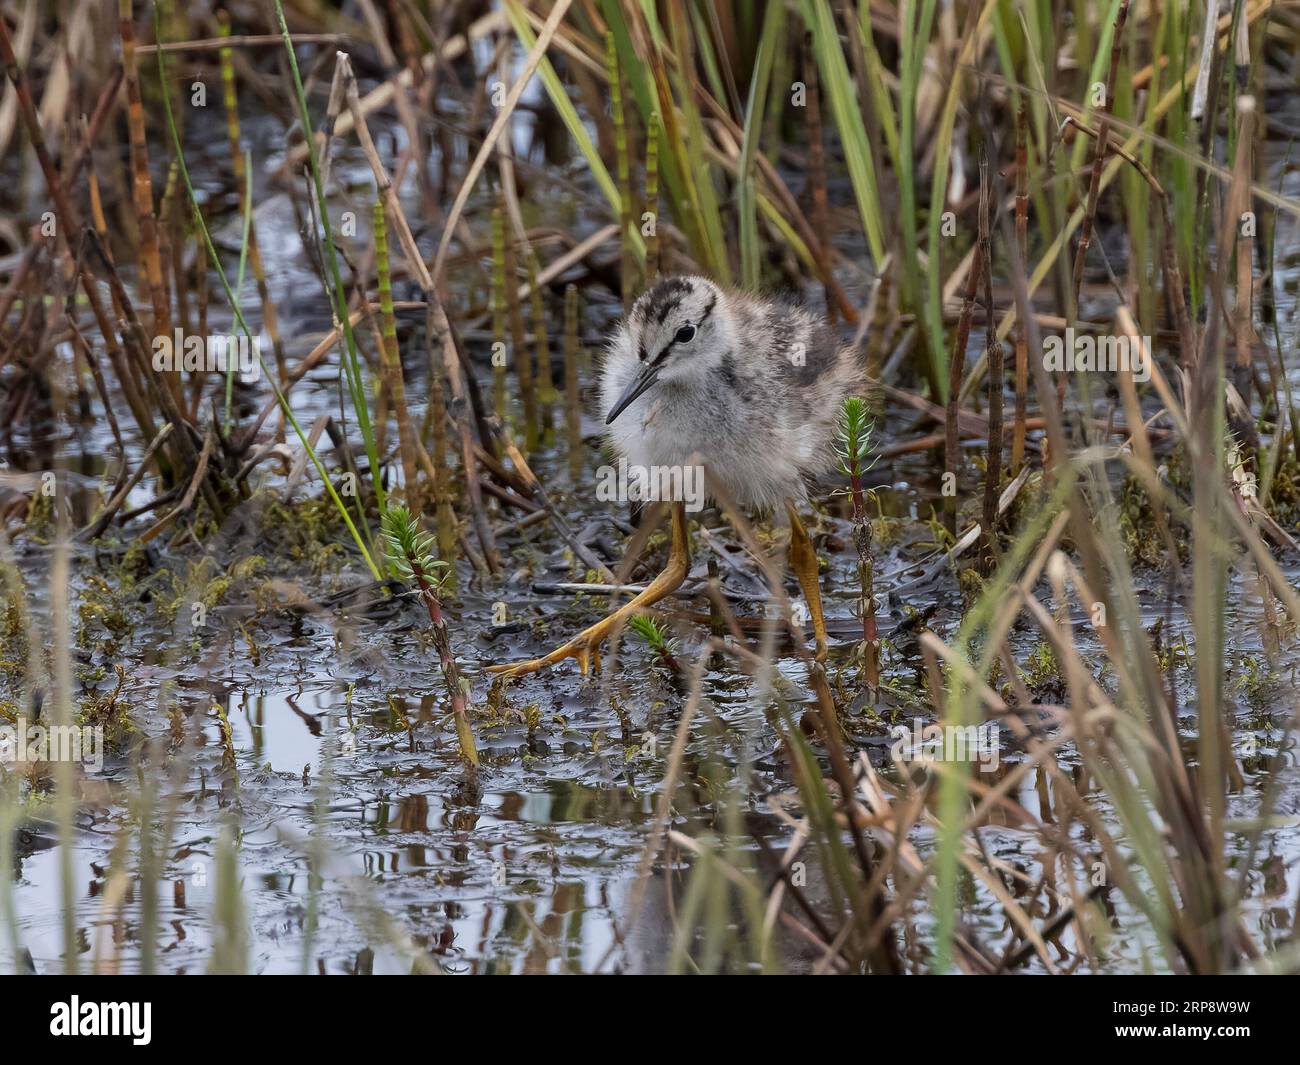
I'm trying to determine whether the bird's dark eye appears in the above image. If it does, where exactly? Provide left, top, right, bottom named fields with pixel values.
left=674, top=324, right=696, bottom=344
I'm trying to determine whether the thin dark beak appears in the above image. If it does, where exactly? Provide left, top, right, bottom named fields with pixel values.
left=606, top=364, right=661, bottom=424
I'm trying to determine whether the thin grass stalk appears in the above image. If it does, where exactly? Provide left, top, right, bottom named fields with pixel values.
left=1011, top=100, right=1029, bottom=475
left=118, top=0, right=171, bottom=344
left=645, top=109, right=660, bottom=278
left=490, top=204, right=509, bottom=419
left=686, top=1, right=735, bottom=119
left=1231, top=106, right=1256, bottom=403
left=373, top=201, right=421, bottom=506
left=979, top=151, right=1003, bottom=570
left=158, top=160, right=183, bottom=334
left=338, top=52, right=439, bottom=298
left=1116, top=20, right=1154, bottom=344
left=564, top=284, right=583, bottom=484
left=424, top=343, right=459, bottom=589
left=210, top=823, right=247, bottom=974
left=944, top=237, right=982, bottom=539
left=430, top=308, right=502, bottom=575
left=502, top=213, right=538, bottom=453
left=607, top=31, right=634, bottom=312
left=1191, top=4, right=1235, bottom=313
left=1070, top=0, right=1130, bottom=318
left=1260, top=162, right=1300, bottom=470
left=194, top=210, right=209, bottom=392
left=315, top=51, right=349, bottom=193
left=218, top=12, right=286, bottom=435
left=1192, top=96, right=1255, bottom=918
left=368, top=312, right=393, bottom=462
left=1061, top=113, right=1197, bottom=372
left=897, top=0, right=937, bottom=357
left=352, top=0, right=429, bottom=204
left=851, top=1, right=901, bottom=176
left=50, top=508, right=76, bottom=971
left=0, top=775, right=18, bottom=973
left=802, top=32, right=833, bottom=319
left=225, top=152, right=255, bottom=431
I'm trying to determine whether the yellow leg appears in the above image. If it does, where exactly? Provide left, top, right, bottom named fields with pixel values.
left=785, top=501, right=828, bottom=661
left=489, top=502, right=690, bottom=677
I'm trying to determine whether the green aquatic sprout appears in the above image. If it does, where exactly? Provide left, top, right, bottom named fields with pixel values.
left=834, top=395, right=877, bottom=481
left=835, top=396, right=880, bottom=696
left=382, top=505, right=448, bottom=586
left=628, top=613, right=669, bottom=650
left=382, top=507, right=476, bottom=768
left=628, top=614, right=680, bottom=673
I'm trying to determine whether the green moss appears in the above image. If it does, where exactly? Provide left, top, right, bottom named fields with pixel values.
left=1264, top=451, right=1300, bottom=530
left=260, top=497, right=351, bottom=572
left=1234, top=654, right=1279, bottom=720
left=77, top=573, right=133, bottom=654
left=78, top=663, right=136, bottom=744
left=0, top=562, right=29, bottom=680
left=1118, top=446, right=1191, bottom=569
left=1020, top=641, right=1066, bottom=701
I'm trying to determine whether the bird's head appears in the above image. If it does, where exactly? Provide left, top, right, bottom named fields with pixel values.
left=606, top=276, right=734, bottom=424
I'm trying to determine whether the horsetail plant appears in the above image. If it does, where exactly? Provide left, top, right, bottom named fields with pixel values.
left=373, top=200, right=421, bottom=506
left=628, top=614, right=680, bottom=675
left=490, top=204, right=509, bottom=420
left=607, top=31, right=635, bottom=313
left=836, top=396, right=879, bottom=695
left=382, top=507, right=478, bottom=769
left=563, top=283, right=583, bottom=484
left=526, top=248, right=557, bottom=428
left=502, top=212, right=539, bottom=453
left=643, top=110, right=660, bottom=280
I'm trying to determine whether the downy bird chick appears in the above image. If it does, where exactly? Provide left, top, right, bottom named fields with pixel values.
left=492, top=276, right=865, bottom=677
left=601, top=275, right=863, bottom=511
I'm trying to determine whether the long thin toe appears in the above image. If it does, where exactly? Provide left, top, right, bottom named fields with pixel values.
left=487, top=657, right=538, bottom=678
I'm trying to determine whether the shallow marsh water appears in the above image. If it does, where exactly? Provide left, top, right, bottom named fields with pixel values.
left=4, top=54, right=1300, bottom=976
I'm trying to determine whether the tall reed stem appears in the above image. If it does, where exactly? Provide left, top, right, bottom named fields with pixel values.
left=373, top=201, right=421, bottom=506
